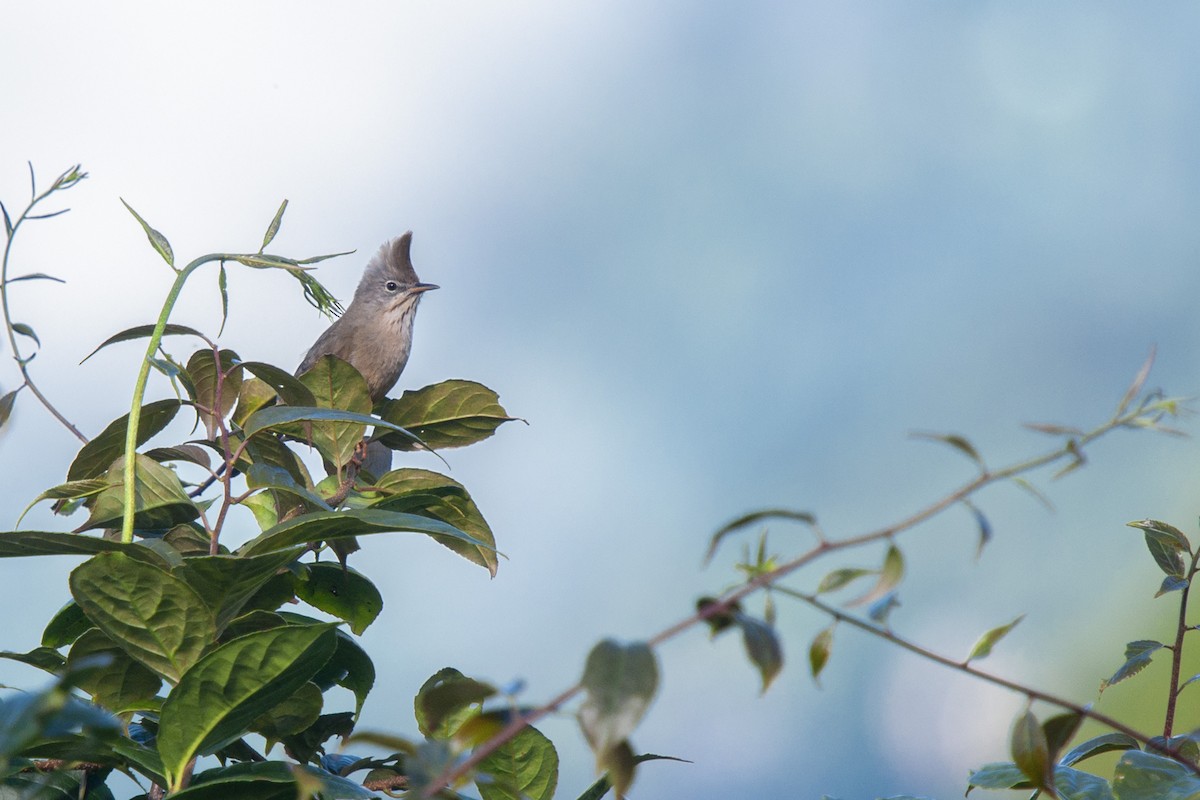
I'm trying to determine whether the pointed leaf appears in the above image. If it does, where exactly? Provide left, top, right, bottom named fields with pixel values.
left=186, top=348, right=242, bottom=440
left=261, top=199, right=288, bottom=252
left=172, top=549, right=303, bottom=633
left=809, top=625, right=833, bottom=685
left=69, top=551, right=216, bottom=682
left=314, top=630, right=375, bottom=718
left=238, top=507, right=493, bottom=563
left=236, top=361, right=316, bottom=407
left=0, top=387, right=17, bottom=430
left=67, top=399, right=181, bottom=481
left=1117, top=346, right=1156, bottom=416
left=81, top=324, right=211, bottom=364
left=816, top=567, right=873, bottom=594
left=1042, top=710, right=1084, bottom=761
left=12, top=322, right=40, bottom=347
left=735, top=613, right=783, bottom=692
left=967, top=615, right=1025, bottom=663
left=911, top=430, right=985, bottom=469
left=157, top=623, right=339, bottom=790
left=705, top=508, right=816, bottom=563
left=1101, top=640, right=1164, bottom=691
left=120, top=199, right=174, bottom=267
left=376, top=380, right=520, bottom=451
left=42, top=601, right=92, bottom=649
left=67, top=628, right=163, bottom=712
left=1157, top=575, right=1190, bottom=597
left=292, top=354, right=372, bottom=467
left=1060, top=733, right=1139, bottom=768
left=0, top=530, right=167, bottom=561
left=79, top=454, right=200, bottom=531
left=848, top=543, right=904, bottom=608
left=578, top=640, right=658, bottom=762
left=217, top=265, right=229, bottom=336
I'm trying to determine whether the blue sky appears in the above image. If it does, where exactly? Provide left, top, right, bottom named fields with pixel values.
left=4, top=4, right=1200, bottom=797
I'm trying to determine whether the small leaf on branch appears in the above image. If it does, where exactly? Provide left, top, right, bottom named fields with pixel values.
left=848, top=543, right=904, bottom=608
left=120, top=199, right=174, bottom=268
left=867, top=591, right=900, bottom=624
left=414, top=667, right=497, bottom=739
left=80, top=324, right=213, bottom=364
left=1059, top=732, right=1140, bottom=767
left=261, top=199, right=288, bottom=252
left=217, top=264, right=229, bottom=336
left=1117, top=345, right=1156, bottom=417
left=964, top=500, right=991, bottom=559
left=4, top=272, right=66, bottom=285
left=1022, top=422, right=1085, bottom=437
left=1101, top=639, right=1164, bottom=691
left=705, top=508, right=817, bottom=563
left=816, top=567, right=873, bottom=594
left=808, top=625, right=833, bottom=685
left=966, top=614, right=1025, bottom=663
left=1009, top=476, right=1055, bottom=512
left=1156, top=575, right=1189, bottom=597
left=734, top=613, right=784, bottom=692
left=910, top=430, right=985, bottom=470
left=0, top=387, right=19, bottom=430
left=12, top=322, right=40, bottom=347
left=1040, top=710, right=1083, bottom=762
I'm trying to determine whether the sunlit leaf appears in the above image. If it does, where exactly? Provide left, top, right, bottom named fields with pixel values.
left=809, top=625, right=833, bottom=685
left=848, top=544, right=904, bottom=608
left=414, top=667, right=497, bottom=740
left=476, top=725, right=559, bottom=800
left=1101, top=640, right=1164, bottom=691
left=578, top=640, right=658, bottom=767
left=1010, top=709, right=1052, bottom=793
left=966, top=614, right=1024, bottom=663
left=376, top=379, right=520, bottom=451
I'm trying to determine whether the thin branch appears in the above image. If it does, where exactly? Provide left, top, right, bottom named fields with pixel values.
left=1164, top=547, right=1200, bottom=737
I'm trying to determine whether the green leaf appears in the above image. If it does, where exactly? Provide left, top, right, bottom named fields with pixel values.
left=1060, top=732, right=1140, bottom=767
left=312, top=630, right=375, bottom=718
left=370, top=468, right=499, bottom=576
left=0, top=530, right=166, bottom=562
left=736, top=613, right=784, bottom=692
left=80, top=324, right=211, bottom=364
left=1102, top=640, right=1164, bottom=691
left=578, top=640, right=658, bottom=763
left=69, top=551, right=216, bottom=683
left=171, top=760, right=374, bottom=800
left=293, top=354, right=372, bottom=468
left=67, top=628, right=162, bottom=712
left=966, top=614, right=1025, bottom=662
left=252, top=680, right=323, bottom=740
left=41, top=601, right=92, bottom=649
left=1042, top=710, right=1084, bottom=761
left=476, top=725, right=559, bottom=800
left=186, top=348, right=242, bottom=441
left=848, top=543, right=904, bottom=608
left=294, top=562, right=383, bottom=635
left=231, top=377, right=277, bottom=429
left=0, top=387, right=19, bottom=431
left=157, top=623, right=339, bottom=791
left=17, top=478, right=107, bottom=525
left=120, top=198, right=174, bottom=268
left=12, top=321, right=40, bottom=347
left=414, top=668, right=498, bottom=739
left=172, top=549, right=303, bottom=634
left=1052, top=766, right=1115, bottom=800
left=1010, top=709, right=1052, bottom=793
left=1111, top=750, right=1200, bottom=800
left=1128, top=519, right=1192, bottom=578
left=238, top=507, right=494, bottom=561
left=241, top=406, right=412, bottom=444
left=217, top=264, right=229, bottom=336
left=79, top=454, right=200, bottom=532
left=67, top=399, right=181, bottom=481
left=236, top=361, right=316, bottom=407
left=376, top=379, right=520, bottom=451
left=815, top=567, right=873, bottom=594
left=705, top=508, right=816, bottom=563
left=0, top=645, right=67, bottom=673
left=808, top=625, right=833, bottom=685
left=261, top=199, right=287, bottom=252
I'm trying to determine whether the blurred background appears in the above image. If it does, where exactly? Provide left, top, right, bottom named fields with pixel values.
left=3, top=3, right=1200, bottom=797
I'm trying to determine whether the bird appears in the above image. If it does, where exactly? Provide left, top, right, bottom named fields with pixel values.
left=297, top=231, right=438, bottom=402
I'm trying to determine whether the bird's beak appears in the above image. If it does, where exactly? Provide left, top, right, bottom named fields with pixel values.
left=413, top=282, right=439, bottom=294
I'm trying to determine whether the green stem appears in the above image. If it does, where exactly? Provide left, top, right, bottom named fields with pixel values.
left=121, top=254, right=235, bottom=544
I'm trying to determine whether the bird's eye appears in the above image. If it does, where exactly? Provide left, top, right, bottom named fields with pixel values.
left=385, top=280, right=399, bottom=292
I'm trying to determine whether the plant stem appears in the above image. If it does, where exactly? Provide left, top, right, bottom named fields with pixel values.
left=1164, top=548, right=1200, bottom=737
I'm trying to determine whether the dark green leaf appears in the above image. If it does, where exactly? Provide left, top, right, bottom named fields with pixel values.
left=0, top=646, right=67, bottom=673
left=736, top=613, right=784, bottom=692
left=172, top=760, right=374, bottom=800
left=966, top=614, right=1024, bottom=663
left=41, top=601, right=92, bottom=649
left=67, top=399, right=181, bottom=481
left=69, top=551, right=216, bottom=682
left=157, top=623, right=339, bottom=791
left=81, top=324, right=211, bottom=364
left=294, top=562, right=383, bottom=636
left=4, top=272, right=66, bottom=285
left=1102, top=640, right=1164, bottom=690
left=79, top=454, right=200, bottom=532
left=241, top=406, right=407, bottom=442
left=1060, top=733, right=1140, bottom=767
left=705, top=508, right=816, bottom=563
left=145, top=444, right=213, bottom=470
left=67, top=628, right=162, bottom=712
left=0, top=387, right=19, bottom=430
left=578, top=640, right=657, bottom=775
left=172, top=549, right=303, bottom=633
left=186, top=348, right=242, bottom=441
left=376, top=379, right=520, bottom=451
left=0, top=530, right=166, bottom=562
left=252, top=681, right=323, bottom=740
left=12, top=322, right=40, bottom=347
left=120, top=198, right=174, bottom=267
left=1110, top=750, right=1200, bottom=800
left=312, top=630, right=375, bottom=718
left=218, top=264, right=229, bottom=336
left=236, top=362, right=316, bottom=407
left=477, top=725, right=558, bottom=800
left=238, top=507, right=494, bottom=562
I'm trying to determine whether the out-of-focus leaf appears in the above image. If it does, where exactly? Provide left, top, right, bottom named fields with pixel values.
left=911, top=430, right=985, bottom=469
left=376, top=379, right=520, bottom=451
left=578, top=640, right=658, bottom=765
left=966, top=615, right=1025, bottom=663
left=848, top=544, right=904, bottom=608
left=121, top=198, right=174, bottom=267
left=696, top=596, right=740, bottom=635
left=965, top=500, right=992, bottom=559
left=1128, top=519, right=1192, bottom=578
left=1041, top=710, right=1083, bottom=761
left=705, top=508, right=816, bottom=563
left=1157, top=575, right=1190, bottom=597
left=735, top=613, right=783, bottom=692
left=67, top=399, right=181, bottom=481
left=1010, top=709, right=1052, bottom=793
left=415, top=667, right=497, bottom=740
left=815, top=567, right=873, bottom=594
left=867, top=591, right=900, bottom=624
left=217, top=264, right=229, bottom=336
left=809, top=626, right=833, bottom=685
left=1117, top=345, right=1156, bottom=416
left=476, top=725, right=558, bottom=800
left=1101, top=640, right=1164, bottom=691
left=1110, top=750, right=1200, bottom=800
left=1022, top=422, right=1084, bottom=437
left=67, top=628, right=162, bottom=712
left=12, top=322, right=40, bottom=347
left=81, top=324, right=211, bottom=364
left=1059, top=733, right=1140, bottom=767
left=0, top=387, right=19, bottom=430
